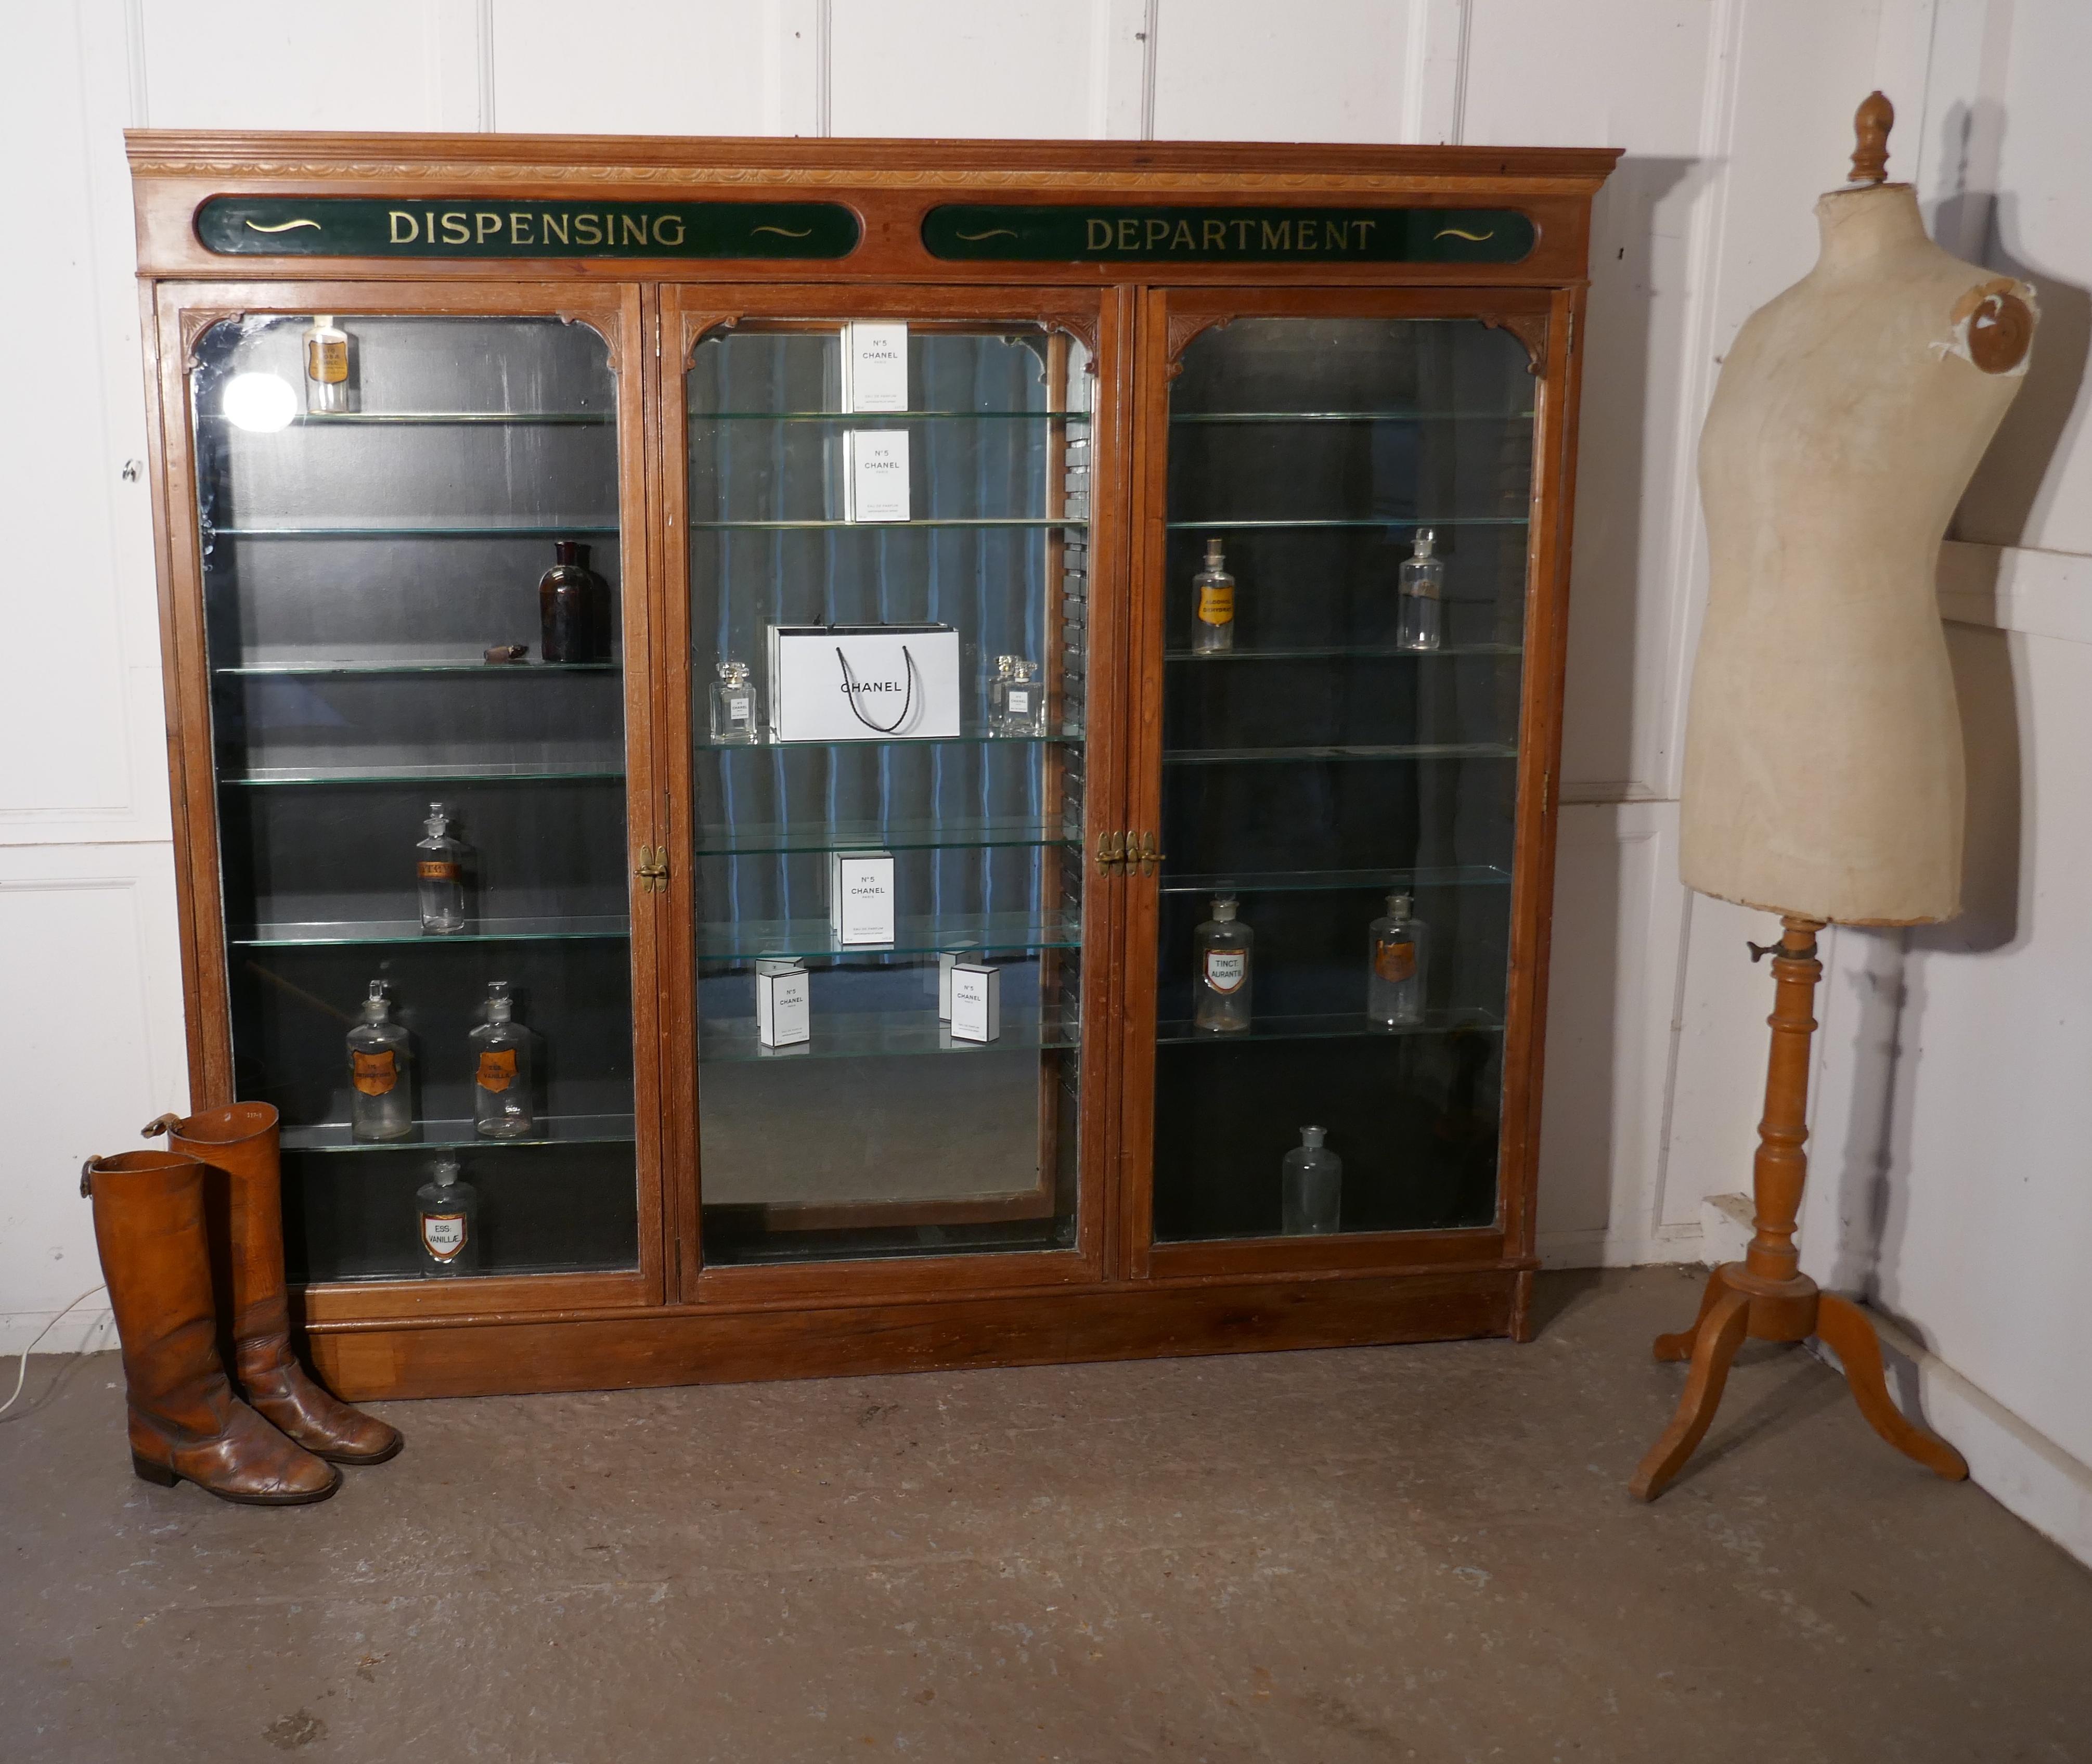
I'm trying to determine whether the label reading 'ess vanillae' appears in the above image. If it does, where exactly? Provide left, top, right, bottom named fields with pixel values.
left=196, top=197, right=860, bottom=259
left=922, top=205, right=1534, bottom=264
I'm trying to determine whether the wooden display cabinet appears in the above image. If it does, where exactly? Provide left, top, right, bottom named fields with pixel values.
left=128, top=132, right=1617, bottom=1397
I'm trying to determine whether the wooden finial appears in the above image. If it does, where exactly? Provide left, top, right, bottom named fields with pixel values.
left=1850, top=91, right=1893, bottom=184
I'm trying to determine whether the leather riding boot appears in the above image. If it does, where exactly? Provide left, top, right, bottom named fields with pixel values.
left=84, top=1152, right=339, bottom=1505
left=147, top=1104, right=404, bottom=1466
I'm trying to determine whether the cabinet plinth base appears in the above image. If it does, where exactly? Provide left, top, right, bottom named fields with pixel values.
left=305, top=1267, right=1522, bottom=1401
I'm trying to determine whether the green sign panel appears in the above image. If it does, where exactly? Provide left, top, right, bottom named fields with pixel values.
left=196, top=196, right=861, bottom=260
left=923, top=205, right=1533, bottom=265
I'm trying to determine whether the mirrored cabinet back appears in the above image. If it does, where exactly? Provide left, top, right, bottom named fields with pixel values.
left=129, top=132, right=1618, bottom=1397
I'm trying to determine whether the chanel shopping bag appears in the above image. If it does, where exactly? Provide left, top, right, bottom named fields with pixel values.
left=766, top=623, right=962, bottom=742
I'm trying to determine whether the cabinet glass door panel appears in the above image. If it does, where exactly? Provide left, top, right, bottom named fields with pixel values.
left=1152, top=315, right=1531, bottom=1244
left=190, top=312, right=641, bottom=1283
left=686, top=318, right=1091, bottom=1266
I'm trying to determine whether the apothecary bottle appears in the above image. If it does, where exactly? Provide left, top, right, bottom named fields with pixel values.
left=1397, top=529, right=1443, bottom=651
left=1192, top=895, right=1252, bottom=1034
left=711, top=659, right=758, bottom=744
left=1281, top=1127, right=1342, bottom=1235
left=1001, top=657, right=1044, bottom=737
left=539, top=540, right=597, bottom=664
left=416, top=803, right=468, bottom=934
left=1192, top=537, right=1236, bottom=654
left=414, top=1158, right=481, bottom=1277
left=346, top=981, right=413, bottom=1143
left=470, top=981, right=535, bottom=1140
left=1367, top=892, right=1427, bottom=1027
left=303, top=315, right=351, bottom=414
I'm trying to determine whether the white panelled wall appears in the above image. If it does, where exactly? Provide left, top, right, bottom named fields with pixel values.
left=5, top=1, right=2085, bottom=1561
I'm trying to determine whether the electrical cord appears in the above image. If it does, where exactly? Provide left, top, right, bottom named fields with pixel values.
left=0, top=1284, right=108, bottom=1420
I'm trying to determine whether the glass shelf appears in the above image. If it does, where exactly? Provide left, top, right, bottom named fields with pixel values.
left=222, top=762, right=626, bottom=787
left=1169, top=410, right=1533, bottom=424
left=694, top=814, right=1076, bottom=858
left=697, top=910, right=1080, bottom=963
left=694, top=730, right=1078, bottom=753
left=1165, top=517, right=1528, bottom=531
left=283, top=1113, right=637, bottom=1153
left=205, top=411, right=614, bottom=427
left=687, top=517, right=1087, bottom=532
left=1164, top=644, right=1521, bottom=662
left=1160, top=865, right=1512, bottom=896
left=699, top=1008, right=1079, bottom=1064
left=694, top=409, right=1085, bottom=423
left=209, top=521, right=618, bottom=539
left=1163, top=742, right=1518, bottom=764
left=216, top=659, right=620, bottom=678
left=1156, top=1009, right=1504, bottom=1047
left=230, top=915, right=630, bottom=948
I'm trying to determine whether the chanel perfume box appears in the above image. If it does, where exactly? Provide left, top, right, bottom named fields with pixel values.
left=755, top=959, right=810, bottom=1048
left=842, top=321, right=909, bottom=413
left=949, top=961, right=1001, bottom=1044
left=845, top=429, right=910, bottom=523
left=829, top=850, right=896, bottom=945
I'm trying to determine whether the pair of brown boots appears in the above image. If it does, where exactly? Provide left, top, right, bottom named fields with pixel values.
left=82, top=1103, right=402, bottom=1507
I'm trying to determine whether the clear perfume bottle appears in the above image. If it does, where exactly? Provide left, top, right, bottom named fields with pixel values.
left=1001, top=657, right=1044, bottom=737
left=711, top=658, right=759, bottom=744
left=1367, top=891, right=1428, bottom=1027
left=539, top=540, right=597, bottom=664
left=1398, top=529, right=1444, bottom=651
left=303, top=315, right=351, bottom=414
left=470, top=981, right=534, bottom=1140
left=416, top=803, right=468, bottom=934
left=987, top=653, right=1014, bottom=732
left=1192, top=537, right=1236, bottom=654
left=346, top=980, right=414, bottom=1143
left=1282, top=1126, right=1342, bottom=1235
left=1192, top=895, right=1252, bottom=1034
left=414, top=1158, right=481, bottom=1277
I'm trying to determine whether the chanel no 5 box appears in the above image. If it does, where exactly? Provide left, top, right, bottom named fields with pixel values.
left=829, top=850, right=896, bottom=946
left=755, top=959, right=810, bottom=1048
left=842, top=321, right=909, bottom=413
left=949, top=961, right=1001, bottom=1043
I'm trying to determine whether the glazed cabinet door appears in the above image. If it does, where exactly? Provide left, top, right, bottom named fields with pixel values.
left=155, top=284, right=665, bottom=1318
left=1124, top=290, right=1568, bottom=1279
left=660, top=288, right=1129, bottom=1296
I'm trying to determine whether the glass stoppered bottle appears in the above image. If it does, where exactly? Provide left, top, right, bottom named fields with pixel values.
left=470, top=981, right=534, bottom=1140
left=303, top=315, right=351, bottom=414
left=416, top=803, right=468, bottom=934
left=1282, top=1126, right=1342, bottom=1235
left=1000, top=657, right=1044, bottom=737
left=1192, top=536, right=1235, bottom=653
left=1397, top=529, right=1444, bottom=651
left=415, top=1158, right=481, bottom=1277
left=539, top=540, right=598, bottom=664
left=987, top=654, right=1014, bottom=731
left=1192, top=895, right=1252, bottom=1034
left=711, top=658, right=759, bottom=744
left=346, top=980, right=414, bottom=1143
left=1367, top=891, right=1428, bottom=1028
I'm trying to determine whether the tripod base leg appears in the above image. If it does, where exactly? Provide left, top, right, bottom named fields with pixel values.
left=1815, top=1292, right=1968, bottom=1482
left=1630, top=1285, right=1752, bottom=1502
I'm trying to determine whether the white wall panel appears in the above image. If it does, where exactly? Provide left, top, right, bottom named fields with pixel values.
left=0, top=843, right=189, bottom=1355
left=135, top=0, right=438, bottom=131
left=830, top=0, right=1097, bottom=139
left=1150, top=0, right=1410, bottom=144
left=492, top=1, right=768, bottom=136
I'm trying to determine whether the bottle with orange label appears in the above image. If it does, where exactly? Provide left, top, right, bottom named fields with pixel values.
left=1191, top=895, right=1253, bottom=1034
left=416, top=802, right=468, bottom=934
left=303, top=314, right=352, bottom=414
left=346, top=980, right=414, bottom=1143
left=1367, top=891, right=1427, bottom=1027
left=1191, top=536, right=1235, bottom=654
left=414, top=1158, right=481, bottom=1277
left=470, top=981, right=534, bottom=1140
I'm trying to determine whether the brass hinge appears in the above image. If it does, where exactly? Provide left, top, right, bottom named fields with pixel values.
left=635, top=845, right=670, bottom=893
left=1135, top=830, right=1166, bottom=877
left=1095, top=830, right=1127, bottom=874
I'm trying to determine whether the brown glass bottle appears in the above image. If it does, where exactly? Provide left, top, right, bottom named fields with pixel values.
left=539, top=540, right=596, bottom=664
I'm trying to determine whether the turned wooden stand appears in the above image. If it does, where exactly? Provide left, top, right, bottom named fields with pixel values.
left=1629, top=916, right=1969, bottom=1501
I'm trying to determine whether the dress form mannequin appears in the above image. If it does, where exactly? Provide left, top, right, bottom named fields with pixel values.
left=1633, top=95, right=2037, bottom=1500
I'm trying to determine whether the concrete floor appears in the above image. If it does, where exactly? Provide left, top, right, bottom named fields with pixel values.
left=4, top=1268, right=2089, bottom=1764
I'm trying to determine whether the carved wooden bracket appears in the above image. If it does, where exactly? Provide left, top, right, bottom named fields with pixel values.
left=1483, top=313, right=1548, bottom=376
left=556, top=312, right=621, bottom=376
left=1035, top=311, right=1101, bottom=371
left=1164, top=313, right=1231, bottom=381
left=680, top=313, right=742, bottom=369
left=180, top=308, right=239, bottom=374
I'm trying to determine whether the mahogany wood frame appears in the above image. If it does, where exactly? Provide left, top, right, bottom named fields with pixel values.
left=130, top=132, right=1617, bottom=1398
